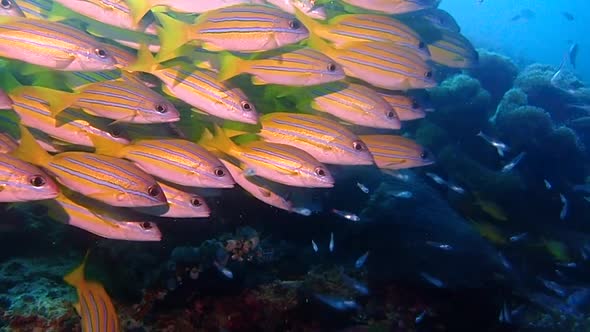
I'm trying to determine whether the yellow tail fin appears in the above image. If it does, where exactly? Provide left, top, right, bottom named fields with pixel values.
left=27, top=86, right=77, bottom=117
left=11, top=125, right=52, bottom=167
left=154, top=12, right=191, bottom=61
left=198, top=125, right=238, bottom=154
left=125, top=0, right=154, bottom=27
left=217, top=52, right=245, bottom=82
left=63, top=250, right=90, bottom=287
left=88, top=133, right=127, bottom=158
left=123, top=44, right=158, bottom=74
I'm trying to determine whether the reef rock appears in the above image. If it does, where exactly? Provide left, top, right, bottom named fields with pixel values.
left=469, top=49, right=519, bottom=104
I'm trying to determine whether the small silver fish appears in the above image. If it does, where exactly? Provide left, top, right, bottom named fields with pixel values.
left=556, top=262, right=577, bottom=268
left=426, top=241, right=453, bottom=251
left=415, top=310, right=427, bottom=323
left=477, top=131, right=509, bottom=157
left=293, top=207, right=312, bottom=216
left=329, top=232, right=334, bottom=252
left=314, top=294, right=358, bottom=311
left=420, top=272, right=444, bottom=288
left=355, top=251, right=369, bottom=268
left=544, top=179, right=552, bottom=189
left=356, top=182, right=369, bottom=194
left=560, top=193, right=568, bottom=220
left=509, top=232, right=528, bottom=242
left=341, top=273, right=368, bottom=295
left=215, top=262, right=233, bottom=279
left=392, top=190, right=413, bottom=198
left=498, top=252, right=512, bottom=270
left=498, top=301, right=511, bottom=323
left=501, top=152, right=526, bottom=173
left=332, top=209, right=360, bottom=222
left=447, top=182, right=465, bottom=194
left=425, top=172, right=446, bottom=185
left=312, top=239, right=319, bottom=252
left=539, top=277, right=567, bottom=297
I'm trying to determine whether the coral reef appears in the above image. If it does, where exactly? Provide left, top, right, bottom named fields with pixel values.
left=469, top=49, right=519, bottom=104
left=427, top=74, right=492, bottom=137
left=0, top=256, right=78, bottom=331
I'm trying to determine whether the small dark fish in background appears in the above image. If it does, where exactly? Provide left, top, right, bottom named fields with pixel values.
left=511, top=9, right=535, bottom=22
left=562, top=12, right=575, bottom=21
left=569, top=43, right=578, bottom=68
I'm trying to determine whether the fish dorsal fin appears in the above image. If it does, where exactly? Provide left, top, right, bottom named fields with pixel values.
left=63, top=250, right=90, bottom=287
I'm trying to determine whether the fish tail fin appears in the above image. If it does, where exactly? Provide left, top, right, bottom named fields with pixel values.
left=125, top=0, right=154, bottom=27
left=88, top=132, right=126, bottom=158
left=293, top=6, right=319, bottom=36
left=11, top=125, right=52, bottom=167
left=28, top=86, right=76, bottom=117
left=217, top=52, right=245, bottom=82
left=199, top=125, right=237, bottom=153
left=124, top=44, right=158, bottom=74
left=154, top=12, right=191, bottom=61
left=64, top=250, right=90, bottom=287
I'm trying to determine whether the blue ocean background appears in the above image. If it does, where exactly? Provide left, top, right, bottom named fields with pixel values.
left=442, top=0, right=588, bottom=80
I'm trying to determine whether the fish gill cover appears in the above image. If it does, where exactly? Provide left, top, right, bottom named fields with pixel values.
left=0, top=0, right=588, bottom=331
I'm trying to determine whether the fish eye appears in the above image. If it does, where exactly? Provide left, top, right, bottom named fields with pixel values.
left=314, top=167, right=326, bottom=177
left=94, top=48, right=108, bottom=59
left=147, top=184, right=161, bottom=197
left=190, top=197, right=202, bottom=207
left=213, top=167, right=225, bottom=177
left=420, top=150, right=429, bottom=160
left=424, top=71, right=433, bottom=78
left=326, top=63, right=337, bottom=72
left=1, top=0, right=13, bottom=9
left=411, top=100, right=420, bottom=109
left=418, top=41, right=426, bottom=49
left=241, top=101, right=252, bottom=112
left=288, top=19, right=301, bottom=30
left=155, top=104, right=168, bottom=113
left=109, top=126, right=123, bottom=138
left=352, top=140, right=366, bottom=151
left=29, top=175, right=46, bottom=187
left=386, top=110, right=397, bottom=119
left=141, top=221, right=153, bottom=230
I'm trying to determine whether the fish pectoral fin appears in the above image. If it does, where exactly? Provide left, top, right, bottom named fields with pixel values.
left=73, top=302, right=81, bottom=316
left=86, top=191, right=119, bottom=202
left=251, top=76, right=269, bottom=86
left=201, top=42, right=224, bottom=52
left=54, top=55, right=77, bottom=70
left=257, top=187, right=272, bottom=198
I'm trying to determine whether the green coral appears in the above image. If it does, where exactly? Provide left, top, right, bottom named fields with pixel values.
left=469, top=49, right=519, bottom=104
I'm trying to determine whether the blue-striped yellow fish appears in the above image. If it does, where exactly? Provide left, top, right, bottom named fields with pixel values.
left=0, top=153, right=59, bottom=202
left=126, top=48, right=258, bottom=124
left=85, top=21, right=161, bottom=53
left=44, top=191, right=162, bottom=241
left=0, top=132, right=18, bottom=153
left=0, top=110, right=64, bottom=152
left=294, top=9, right=429, bottom=59
left=90, top=134, right=235, bottom=189
left=12, top=0, right=50, bottom=19
left=8, top=86, right=131, bottom=147
left=267, top=0, right=326, bottom=19
left=0, top=16, right=117, bottom=71
left=218, top=47, right=345, bottom=86
left=126, top=0, right=252, bottom=26
left=306, top=35, right=436, bottom=90
left=13, top=125, right=167, bottom=207
left=134, top=181, right=211, bottom=218
left=221, top=159, right=292, bottom=212
left=0, top=0, right=25, bottom=17
left=341, top=0, right=438, bottom=14
left=376, top=91, right=426, bottom=121
left=259, top=112, right=374, bottom=165
left=50, top=0, right=158, bottom=34
left=64, top=252, right=121, bottom=332
left=359, top=134, right=435, bottom=170
left=29, top=79, right=179, bottom=124
left=153, top=5, right=309, bottom=58
left=201, top=125, right=334, bottom=188
left=269, top=82, right=401, bottom=129
left=428, top=30, right=479, bottom=68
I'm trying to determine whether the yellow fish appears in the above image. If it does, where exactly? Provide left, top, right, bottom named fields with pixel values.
left=64, top=252, right=121, bottom=332
left=360, top=135, right=434, bottom=170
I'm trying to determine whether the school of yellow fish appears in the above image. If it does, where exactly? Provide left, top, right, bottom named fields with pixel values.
left=0, top=0, right=479, bottom=328
left=0, top=0, right=478, bottom=243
